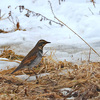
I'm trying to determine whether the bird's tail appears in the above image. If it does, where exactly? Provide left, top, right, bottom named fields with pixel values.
left=11, top=65, right=22, bottom=74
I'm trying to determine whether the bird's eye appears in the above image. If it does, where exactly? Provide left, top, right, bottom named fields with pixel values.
left=39, top=43, right=42, bottom=46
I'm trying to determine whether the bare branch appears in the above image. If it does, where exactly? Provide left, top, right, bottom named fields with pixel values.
left=48, top=1, right=100, bottom=57
left=0, top=59, right=20, bottom=63
left=48, top=1, right=55, bottom=17
left=7, top=11, right=16, bottom=26
left=0, top=9, right=1, bottom=19
left=88, top=7, right=94, bottom=15
left=0, top=9, right=7, bottom=20
left=15, top=5, right=63, bottom=26
left=91, top=0, right=96, bottom=8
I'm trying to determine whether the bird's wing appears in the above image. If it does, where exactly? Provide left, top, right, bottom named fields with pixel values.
left=19, top=50, right=38, bottom=67
left=11, top=52, right=37, bottom=74
left=22, top=54, right=37, bottom=66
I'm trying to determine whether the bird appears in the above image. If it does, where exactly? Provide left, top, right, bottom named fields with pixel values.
left=11, top=39, right=50, bottom=83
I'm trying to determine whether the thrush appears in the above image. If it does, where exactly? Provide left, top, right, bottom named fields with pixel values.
left=11, top=39, right=50, bottom=82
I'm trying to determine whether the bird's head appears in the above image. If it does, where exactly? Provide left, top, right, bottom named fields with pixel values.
left=36, top=39, right=51, bottom=50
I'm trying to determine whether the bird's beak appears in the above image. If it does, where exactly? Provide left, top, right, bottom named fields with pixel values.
left=46, top=41, right=51, bottom=44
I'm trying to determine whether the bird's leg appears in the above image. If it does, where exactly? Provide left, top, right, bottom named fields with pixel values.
left=25, top=68, right=39, bottom=84
left=31, top=69, right=39, bottom=84
left=25, top=68, right=32, bottom=81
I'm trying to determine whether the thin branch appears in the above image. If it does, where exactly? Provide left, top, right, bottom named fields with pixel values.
left=43, top=50, right=49, bottom=56
left=7, top=12, right=16, bottom=26
left=59, top=0, right=61, bottom=5
left=48, top=0, right=100, bottom=57
left=88, top=48, right=91, bottom=62
left=48, top=1, right=55, bottom=16
left=88, top=7, right=94, bottom=15
left=0, top=9, right=1, bottom=19
left=0, top=9, right=7, bottom=20
left=0, top=59, right=20, bottom=63
left=91, top=0, right=96, bottom=8
left=15, top=6, right=63, bottom=26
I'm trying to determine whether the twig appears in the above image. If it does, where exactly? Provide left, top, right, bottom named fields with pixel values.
left=58, top=0, right=66, bottom=5
left=59, top=0, right=61, bottom=5
left=91, top=0, right=96, bottom=8
left=8, top=16, right=16, bottom=26
left=37, top=66, right=44, bottom=74
left=88, top=7, right=94, bottom=15
left=65, top=88, right=78, bottom=97
left=0, top=59, right=20, bottom=63
left=48, top=1, right=100, bottom=57
left=17, top=86, right=28, bottom=95
left=0, top=9, right=6, bottom=20
left=24, top=88, right=28, bottom=96
left=88, top=48, right=91, bottom=62
left=15, top=6, right=63, bottom=26
left=0, top=9, right=1, bottom=19
left=43, top=50, right=49, bottom=56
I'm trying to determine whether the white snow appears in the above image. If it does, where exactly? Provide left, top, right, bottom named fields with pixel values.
left=60, top=88, right=74, bottom=99
left=0, top=58, right=19, bottom=70
left=0, top=0, right=100, bottom=70
left=16, top=73, right=50, bottom=81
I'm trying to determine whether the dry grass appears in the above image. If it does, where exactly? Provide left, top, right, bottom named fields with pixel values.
left=0, top=29, right=8, bottom=33
left=0, top=49, right=24, bottom=60
left=0, top=49, right=100, bottom=100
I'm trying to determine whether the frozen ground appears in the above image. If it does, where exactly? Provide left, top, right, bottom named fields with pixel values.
left=0, top=0, right=100, bottom=70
